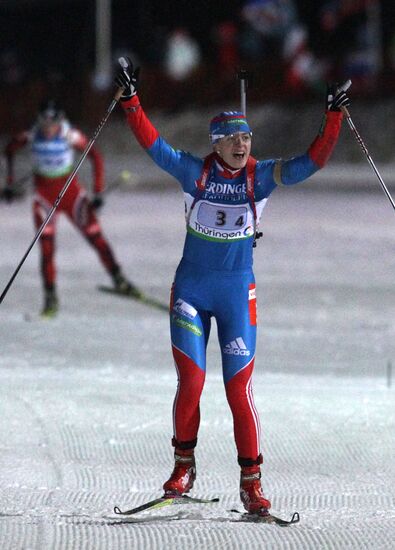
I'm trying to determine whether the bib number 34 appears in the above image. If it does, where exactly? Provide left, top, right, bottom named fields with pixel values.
left=216, top=210, right=245, bottom=227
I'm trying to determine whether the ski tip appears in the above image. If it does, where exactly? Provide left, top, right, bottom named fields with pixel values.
left=270, top=511, right=300, bottom=526
left=113, top=506, right=122, bottom=515
left=229, top=508, right=300, bottom=525
left=290, top=512, right=300, bottom=523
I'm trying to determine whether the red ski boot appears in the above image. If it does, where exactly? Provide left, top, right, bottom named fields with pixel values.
left=163, top=449, right=196, bottom=496
left=240, top=465, right=271, bottom=515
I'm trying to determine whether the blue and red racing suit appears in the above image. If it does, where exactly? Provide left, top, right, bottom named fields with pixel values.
left=121, top=94, right=343, bottom=463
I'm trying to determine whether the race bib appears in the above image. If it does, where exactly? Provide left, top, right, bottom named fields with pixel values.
left=32, top=136, right=74, bottom=178
left=188, top=200, right=255, bottom=241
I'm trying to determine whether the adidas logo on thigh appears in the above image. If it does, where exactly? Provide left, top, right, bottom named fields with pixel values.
left=223, top=337, right=250, bottom=356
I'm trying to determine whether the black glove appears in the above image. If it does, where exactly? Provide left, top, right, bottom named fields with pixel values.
left=2, top=186, right=16, bottom=202
left=326, top=82, right=351, bottom=112
left=114, top=57, right=140, bottom=101
left=91, top=194, right=104, bottom=210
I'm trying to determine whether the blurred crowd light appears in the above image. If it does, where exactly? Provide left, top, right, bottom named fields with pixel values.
left=0, top=0, right=394, bottom=132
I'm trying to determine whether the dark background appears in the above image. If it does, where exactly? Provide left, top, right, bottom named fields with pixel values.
left=1, top=1, right=395, bottom=132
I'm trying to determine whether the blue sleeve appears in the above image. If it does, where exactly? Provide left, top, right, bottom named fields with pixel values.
left=254, top=154, right=319, bottom=201
left=147, top=136, right=203, bottom=193
left=280, top=153, right=318, bottom=185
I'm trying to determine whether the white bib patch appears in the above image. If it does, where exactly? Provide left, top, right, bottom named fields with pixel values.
left=187, top=199, right=255, bottom=241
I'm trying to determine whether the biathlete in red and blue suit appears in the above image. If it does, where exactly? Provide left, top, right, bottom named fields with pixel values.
left=3, top=100, right=136, bottom=316
left=115, top=59, right=350, bottom=515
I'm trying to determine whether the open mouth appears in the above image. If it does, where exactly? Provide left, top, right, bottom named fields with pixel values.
left=233, top=152, right=245, bottom=160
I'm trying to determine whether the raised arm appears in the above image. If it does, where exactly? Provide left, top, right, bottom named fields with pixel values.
left=270, top=83, right=350, bottom=187
left=115, top=58, right=201, bottom=187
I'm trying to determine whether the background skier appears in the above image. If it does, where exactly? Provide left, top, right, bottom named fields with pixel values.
left=3, top=100, right=138, bottom=316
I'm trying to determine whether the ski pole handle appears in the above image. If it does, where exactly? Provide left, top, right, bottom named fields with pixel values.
left=113, top=57, right=130, bottom=102
left=337, top=79, right=352, bottom=118
left=118, top=57, right=129, bottom=69
left=114, top=87, right=125, bottom=102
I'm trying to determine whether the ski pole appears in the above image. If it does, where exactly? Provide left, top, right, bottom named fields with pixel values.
left=339, top=80, right=395, bottom=212
left=0, top=77, right=127, bottom=305
left=238, top=69, right=249, bottom=116
left=238, top=69, right=262, bottom=246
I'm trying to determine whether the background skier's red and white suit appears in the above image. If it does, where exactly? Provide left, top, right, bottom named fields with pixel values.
left=5, top=122, right=120, bottom=290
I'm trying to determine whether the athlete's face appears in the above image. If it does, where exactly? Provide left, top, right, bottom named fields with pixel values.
left=40, top=121, right=61, bottom=140
left=214, top=132, right=252, bottom=169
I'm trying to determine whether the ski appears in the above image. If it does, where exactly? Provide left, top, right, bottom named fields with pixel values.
left=98, top=285, right=168, bottom=312
left=231, top=508, right=300, bottom=526
left=114, top=495, right=220, bottom=516
left=113, top=497, right=297, bottom=524
left=23, top=311, right=57, bottom=322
